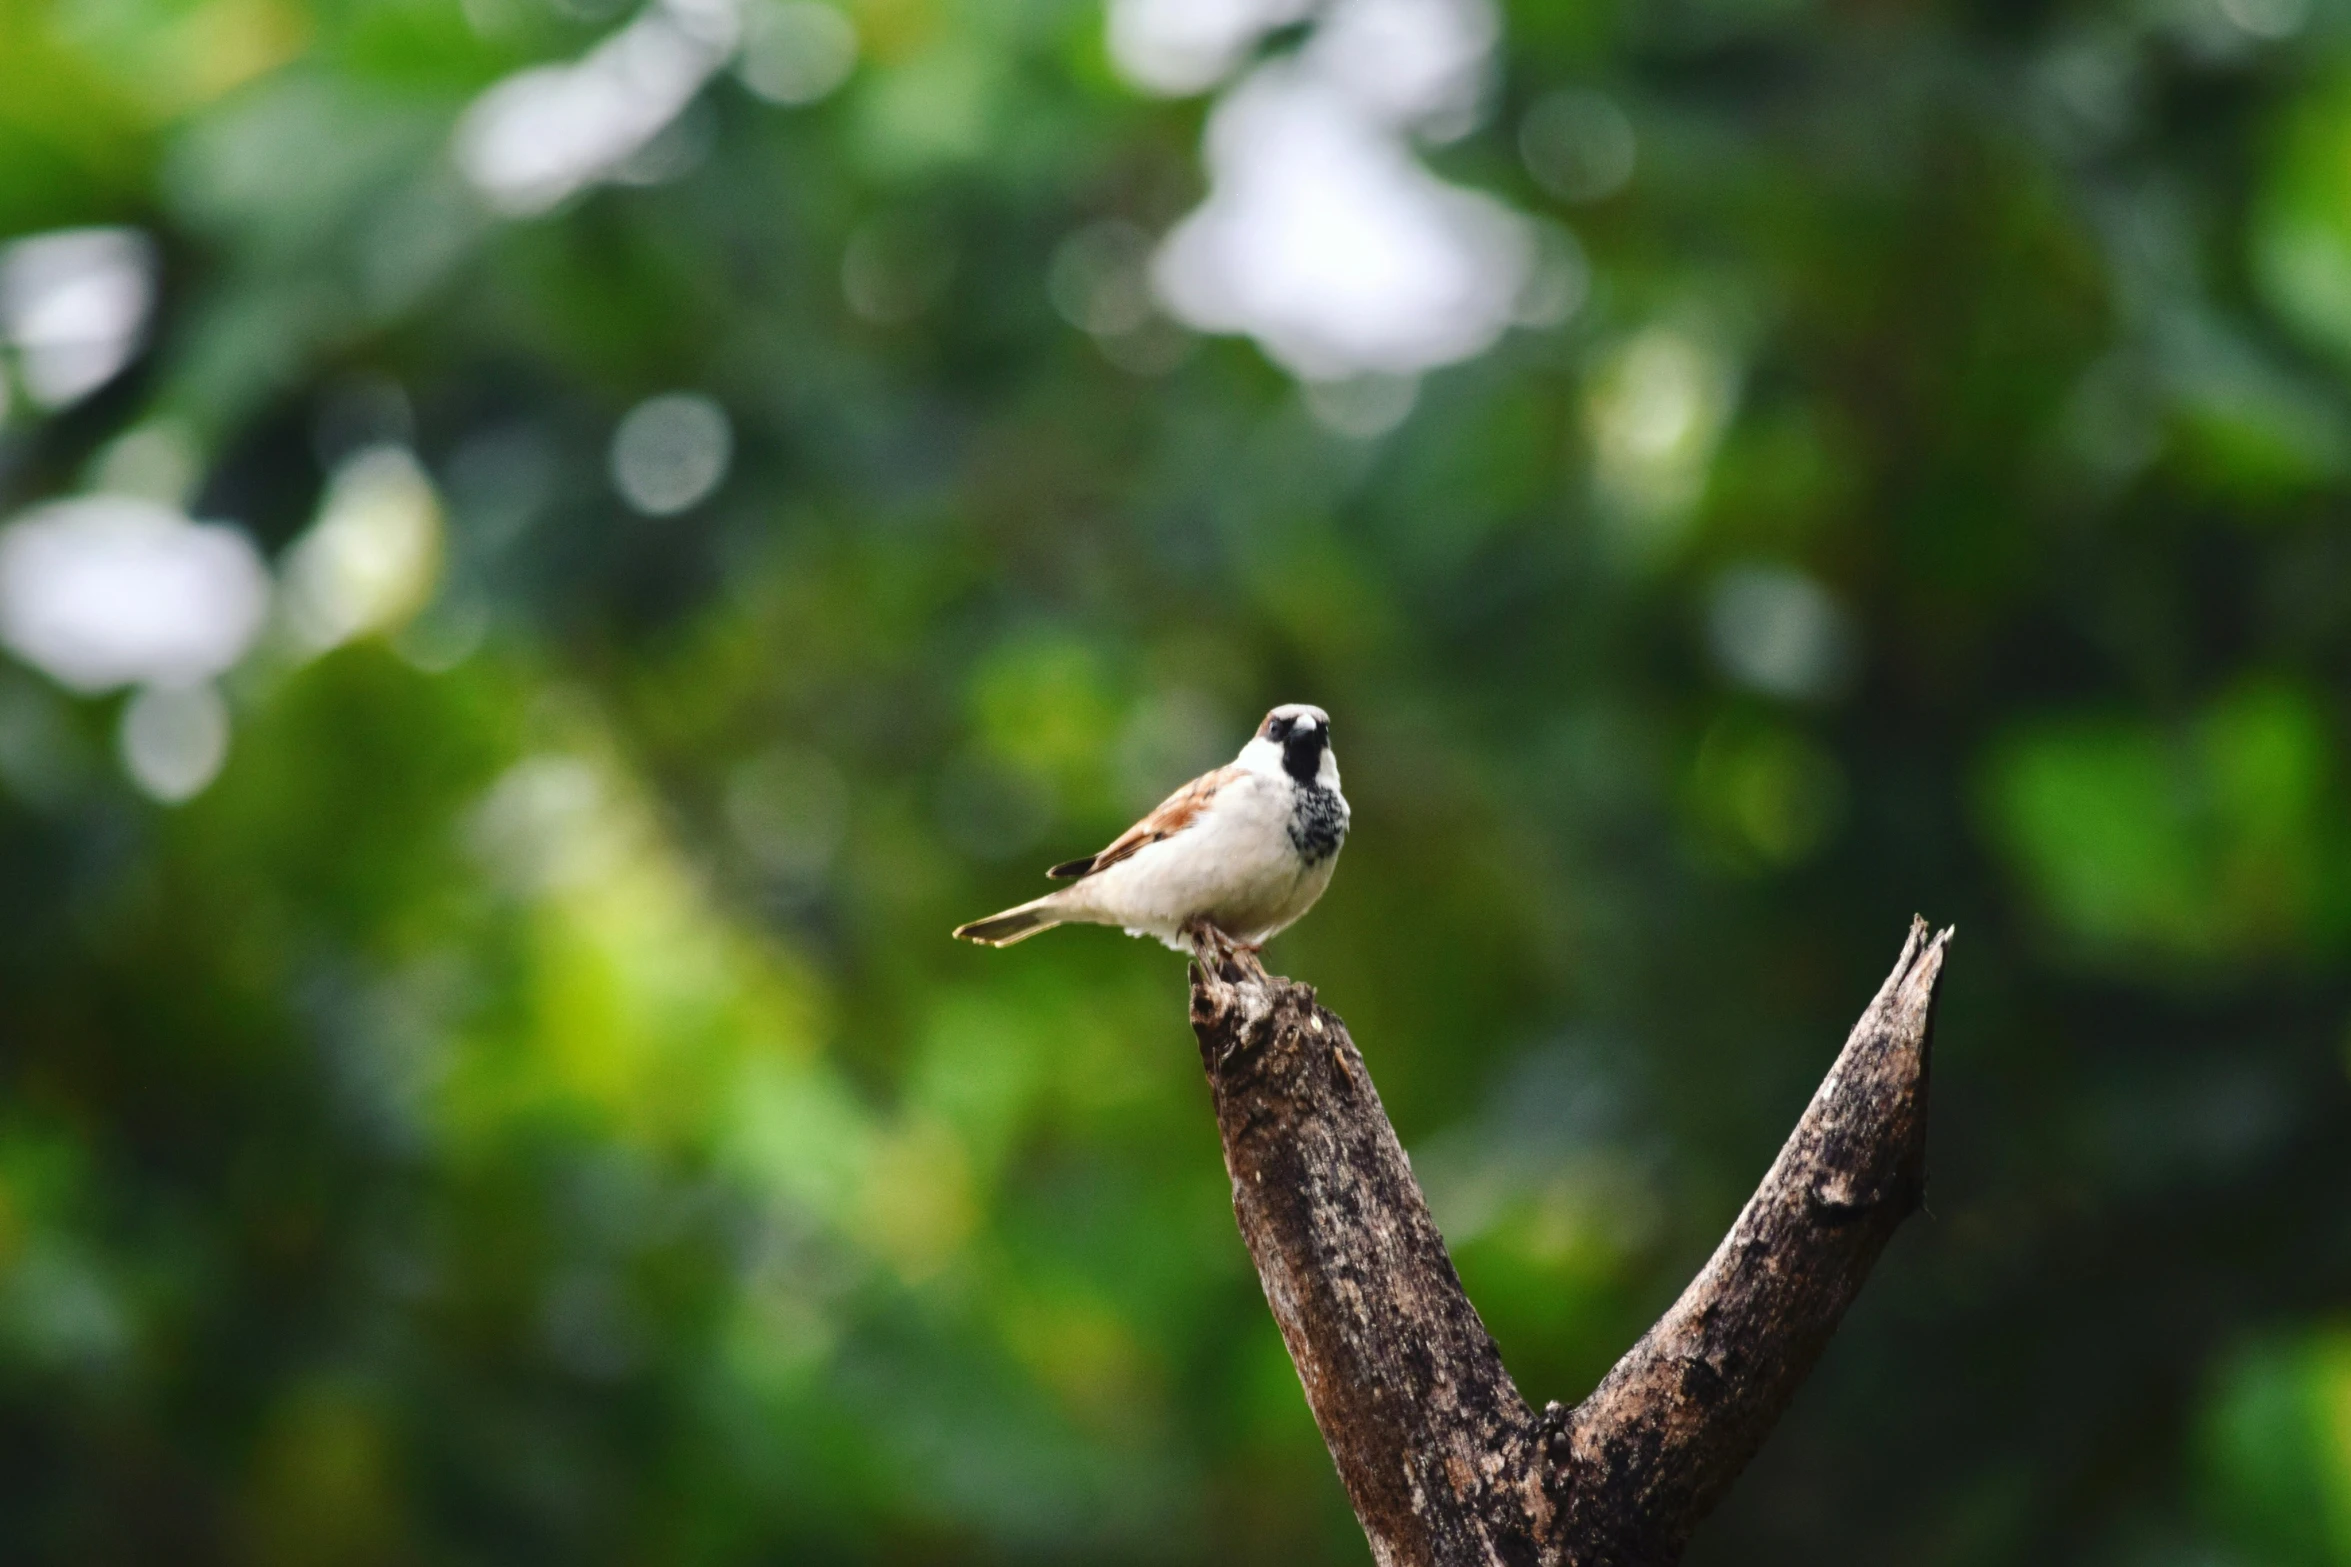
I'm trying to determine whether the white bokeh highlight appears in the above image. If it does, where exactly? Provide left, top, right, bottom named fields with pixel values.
left=0, top=497, right=270, bottom=694
left=1301, top=0, right=1494, bottom=135
left=455, top=0, right=741, bottom=216
left=0, top=229, right=158, bottom=410
left=1131, top=0, right=1543, bottom=385
left=1106, top=0, right=1311, bottom=96
left=1155, top=64, right=1533, bottom=382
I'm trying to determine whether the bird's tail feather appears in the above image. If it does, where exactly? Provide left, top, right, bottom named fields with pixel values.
left=952, top=898, right=1063, bottom=947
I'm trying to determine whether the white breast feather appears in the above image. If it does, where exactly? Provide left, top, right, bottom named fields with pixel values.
left=1058, top=771, right=1330, bottom=950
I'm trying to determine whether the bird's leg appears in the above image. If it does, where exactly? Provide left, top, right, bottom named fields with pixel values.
left=1180, top=915, right=1224, bottom=966
left=1182, top=917, right=1263, bottom=981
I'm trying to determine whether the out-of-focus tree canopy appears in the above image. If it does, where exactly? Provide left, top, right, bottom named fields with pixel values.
left=1, top=0, right=2349, bottom=1559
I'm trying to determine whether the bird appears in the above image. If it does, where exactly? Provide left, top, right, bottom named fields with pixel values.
left=952, top=703, right=1349, bottom=954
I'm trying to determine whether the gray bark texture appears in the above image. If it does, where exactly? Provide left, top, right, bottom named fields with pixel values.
left=1187, top=917, right=1951, bottom=1567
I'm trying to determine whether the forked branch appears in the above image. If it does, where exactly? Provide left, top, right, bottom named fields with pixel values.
left=1188, top=918, right=1951, bottom=1567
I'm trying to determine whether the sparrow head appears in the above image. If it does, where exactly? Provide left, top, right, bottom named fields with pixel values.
left=1250, top=703, right=1335, bottom=786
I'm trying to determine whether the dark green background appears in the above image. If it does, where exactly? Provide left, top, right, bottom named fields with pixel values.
left=2, top=0, right=2349, bottom=1560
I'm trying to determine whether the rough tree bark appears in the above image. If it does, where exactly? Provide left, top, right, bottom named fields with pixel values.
left=1187, top=917, right=1951, bottom=1567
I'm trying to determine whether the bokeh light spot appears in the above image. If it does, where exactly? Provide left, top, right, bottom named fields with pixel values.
left=1303, top=373, right=1419, bottom=439
left=1586, top=326, right=1739, bottom=550
left=609, top=393, right=733, bottom=516
left=1049, top=220, right=1158, bottom=339
left=454, top=0, right=737, bottom=215
left=1105, top=0, right=1310, bottom=97
left=119, top=682, right=231, bottom=803
left=1154, top=63, right=1534, bottom=380
left=1520, top=90, right=1635, bottom=204
left=1706, top=565, right=1856, bottom=703
left=284, top=446, right=443, bottom=652
left=737, top=0, right=856, bottom=104
left=0, top=228, right=158, bottom=410
left=0, top=498, right=271, bottom=695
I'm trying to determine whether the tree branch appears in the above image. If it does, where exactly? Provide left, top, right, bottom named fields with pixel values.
left=1189, top=941, right=1544, bottom=1566
left=1188, top=918, right=1951, bottom=1567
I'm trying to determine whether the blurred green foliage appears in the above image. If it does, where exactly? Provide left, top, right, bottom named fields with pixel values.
left=1, top=0, right=2350, bottom=1561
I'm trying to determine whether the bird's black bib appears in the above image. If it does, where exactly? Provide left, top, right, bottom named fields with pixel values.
left=1288, top=784, right=1348, bottom=866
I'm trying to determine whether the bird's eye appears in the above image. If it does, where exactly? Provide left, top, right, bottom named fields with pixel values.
left=1269, top=718, right=1292, bottom=740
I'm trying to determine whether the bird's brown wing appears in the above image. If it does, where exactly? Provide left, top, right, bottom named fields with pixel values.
left=1046, top=764, right=1244, bottom=880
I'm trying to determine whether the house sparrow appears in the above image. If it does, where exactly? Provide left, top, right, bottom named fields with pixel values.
left=953, top=703, right=1349, bottom=953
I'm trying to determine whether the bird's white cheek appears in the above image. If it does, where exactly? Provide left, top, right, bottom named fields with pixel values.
left=1237, top=737, right=1285, bottom=775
